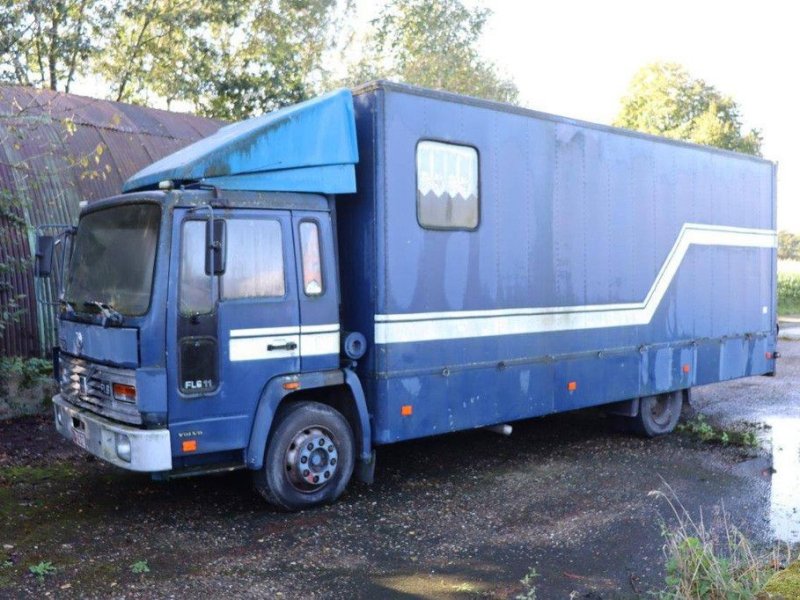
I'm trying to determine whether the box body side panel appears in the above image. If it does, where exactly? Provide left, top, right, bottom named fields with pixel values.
left=348, top=87, right=776, bottom=444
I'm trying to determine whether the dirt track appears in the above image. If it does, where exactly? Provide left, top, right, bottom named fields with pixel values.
left=1, top=342, right=799, bottom=599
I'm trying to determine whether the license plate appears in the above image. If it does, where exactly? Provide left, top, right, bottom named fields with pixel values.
left=71, top=428, right=87, bottom=450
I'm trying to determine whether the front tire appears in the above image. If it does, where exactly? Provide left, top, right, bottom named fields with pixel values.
left=254, top=401, right=354, bottom=511
left=632, top=392, right=682, bottom=437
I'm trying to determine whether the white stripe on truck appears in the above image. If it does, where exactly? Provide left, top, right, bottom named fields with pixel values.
left=374, top=224, right=776, bottom=344
left=229, top=324, right=339, bottom=362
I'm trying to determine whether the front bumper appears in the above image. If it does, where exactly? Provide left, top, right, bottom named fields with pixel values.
left=53, top=395, right=172, bottom=472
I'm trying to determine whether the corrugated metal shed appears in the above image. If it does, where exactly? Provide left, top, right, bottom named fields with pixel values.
left=0, top=86, right=222, bottom=357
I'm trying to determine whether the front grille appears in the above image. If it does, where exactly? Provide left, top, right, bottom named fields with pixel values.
left=59, top=354, right=142, bottom=425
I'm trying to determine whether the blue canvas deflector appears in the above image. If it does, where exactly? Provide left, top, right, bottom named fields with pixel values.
left=123, top=89, right=359, bottom=194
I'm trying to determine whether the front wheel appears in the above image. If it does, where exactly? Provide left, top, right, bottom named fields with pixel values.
left=254, top=401, right=354, bottom=511
left=632, top=391, right=682, bottom=437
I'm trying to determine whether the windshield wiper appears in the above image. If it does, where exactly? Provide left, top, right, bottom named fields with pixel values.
left=83, top=301, right=124, bottom=328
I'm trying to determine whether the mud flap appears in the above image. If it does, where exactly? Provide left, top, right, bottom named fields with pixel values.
left=355, top=450, right=376, bottom=485
left=605, top=397, right=640, bottom=418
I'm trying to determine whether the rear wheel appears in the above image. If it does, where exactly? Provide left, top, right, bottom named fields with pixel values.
left=254, top=401, right=354, bottom=511
left=632, top=392, right=682, bottom=437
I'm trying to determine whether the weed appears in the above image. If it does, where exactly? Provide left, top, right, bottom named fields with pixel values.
left=677, top=415, right=759, bottom=448
left=651, top=484, right=782, bottom=599
left=28, top=561, right=56, bottom=582
left=130, top=560, right=150, bottom=574
left=515, top=567, right=538, bottom=600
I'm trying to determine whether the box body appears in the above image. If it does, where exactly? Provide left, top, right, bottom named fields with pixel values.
left=338, top=82, right=777, bottom=445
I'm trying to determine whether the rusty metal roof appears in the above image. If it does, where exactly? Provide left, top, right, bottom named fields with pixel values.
left=0, top=85, right=222, bottom=357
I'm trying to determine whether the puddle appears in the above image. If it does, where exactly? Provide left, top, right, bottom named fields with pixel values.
left=769, top=418, right=800, bottom=544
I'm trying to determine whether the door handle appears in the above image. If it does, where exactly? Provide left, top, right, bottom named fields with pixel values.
left=267, top=341, right=297, bottom=351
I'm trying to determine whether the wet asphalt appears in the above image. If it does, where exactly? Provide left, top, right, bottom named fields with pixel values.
left=1, top=342, right=799, bottom=599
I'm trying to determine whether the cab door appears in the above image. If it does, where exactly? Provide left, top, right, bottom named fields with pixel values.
left=170, top=209, right=300, bottom=456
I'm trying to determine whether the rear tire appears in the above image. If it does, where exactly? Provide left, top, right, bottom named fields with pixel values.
left=254, top=401, right=354, bottom=511
left=632, top=392, right=682, bottom=437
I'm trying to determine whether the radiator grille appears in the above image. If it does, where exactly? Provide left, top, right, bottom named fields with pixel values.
left=59, top=354, right=141, bottom=425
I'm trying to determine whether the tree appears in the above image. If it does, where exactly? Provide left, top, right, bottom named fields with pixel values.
left=199, top=0, right=345, bottom=120
left=614, top=62, right=761, bottom=156
left=94, top=0, right=237, bottom=107
left=778, top=230, right=800, bottom=261
left=96, top=0, right=346, bottom=120
left=0, top=0, right=114, bottom=92
left=342, top=0, right=518, bottom=104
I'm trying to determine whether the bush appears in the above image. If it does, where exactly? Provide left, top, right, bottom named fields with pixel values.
left=0, top=357, right=52, bottom=388
left=778, top=272, right=800, bottom=315
left=0, top=357, right=55, bottom=419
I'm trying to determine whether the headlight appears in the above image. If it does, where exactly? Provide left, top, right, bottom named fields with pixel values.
left=115, top=433, right=131, bottom=462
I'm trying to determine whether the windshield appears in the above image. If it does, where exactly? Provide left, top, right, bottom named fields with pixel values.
left=65, top=203, right=161, bottom=316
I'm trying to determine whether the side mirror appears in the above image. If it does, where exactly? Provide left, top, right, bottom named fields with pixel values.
left=205, top=219, right=226, bottom=275
left=35, top=235, right=55, bottom=277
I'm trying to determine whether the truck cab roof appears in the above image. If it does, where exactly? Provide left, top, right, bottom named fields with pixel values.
left=82, top=188, right=330, bottom=215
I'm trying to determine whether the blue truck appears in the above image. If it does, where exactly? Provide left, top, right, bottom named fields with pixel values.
left=35, top=81, right=777, bottom=510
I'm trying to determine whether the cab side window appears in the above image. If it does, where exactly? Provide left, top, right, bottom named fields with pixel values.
left=299, top=221, right=323, bottom=296
left=222, top=219, right=285, bottom=299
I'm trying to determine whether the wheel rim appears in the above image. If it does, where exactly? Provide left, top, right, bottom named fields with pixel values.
left=284, top=426, right=339, bottom=493
left=648, top=394, right=673, bottom=427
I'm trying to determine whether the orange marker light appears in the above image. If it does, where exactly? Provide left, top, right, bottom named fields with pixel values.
left=766, top=352, right=773, bottom=359
left=182, top=440, right=197, bottom=453
left=401, top=405, right=413, bottom=416
left=283, top=381, right=301, bottom=391
left=682, top=364, right=690, bottom=373
left=112, top=383, right=136, bottom=402
left=567, top=381, right=577, bottom=392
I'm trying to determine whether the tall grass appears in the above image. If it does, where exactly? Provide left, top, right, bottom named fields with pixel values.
left=651, top=485, right=788, bottom=599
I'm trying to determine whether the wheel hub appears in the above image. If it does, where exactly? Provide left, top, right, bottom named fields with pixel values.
left=285, top=427, right=338, bottom=492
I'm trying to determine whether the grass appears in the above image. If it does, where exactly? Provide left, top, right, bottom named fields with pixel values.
left=778, top=262, right=800, bottom=316
left=650, top=485, right=786, bottom=599
left=677, top=415, right=760, bottom=448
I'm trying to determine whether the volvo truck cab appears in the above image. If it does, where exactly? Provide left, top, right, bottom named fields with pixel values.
left=41, top=90, right=373, bottom=511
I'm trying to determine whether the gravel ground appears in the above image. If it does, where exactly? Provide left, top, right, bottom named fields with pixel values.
left=2, top=342, right=799, bottom=599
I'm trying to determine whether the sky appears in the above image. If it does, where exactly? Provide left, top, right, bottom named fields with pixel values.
left=358, top=0, right=799, bottom=231
left=477, top=0, right=800, bottom=231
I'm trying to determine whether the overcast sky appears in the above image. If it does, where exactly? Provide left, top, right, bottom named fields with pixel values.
left=468, top=0, right=798, bottom=231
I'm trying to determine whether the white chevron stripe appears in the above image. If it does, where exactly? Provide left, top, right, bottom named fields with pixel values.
left=374, top=223, right=776, bottom=344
